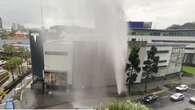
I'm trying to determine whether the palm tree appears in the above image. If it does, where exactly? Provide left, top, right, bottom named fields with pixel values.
left=18, top=47, right=30, bottom=68
left=2, top=44, right=16, bottom=56
left=4, top=57, right=23, bottom=81
left=14, top=57, right=23, bottom=75
left=4, top=58, right=17, bottom=81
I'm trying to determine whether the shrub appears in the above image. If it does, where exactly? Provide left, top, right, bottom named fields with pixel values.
left=107, top=100, right=152, bottom=110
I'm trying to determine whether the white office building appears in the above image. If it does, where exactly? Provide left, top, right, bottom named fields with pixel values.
left=129, top=29, right=195, bottom=83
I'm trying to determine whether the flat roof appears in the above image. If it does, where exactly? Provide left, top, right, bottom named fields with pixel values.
left=130, top=28, right=195, bottom=32
left=147, top=43, right=186, bottom=47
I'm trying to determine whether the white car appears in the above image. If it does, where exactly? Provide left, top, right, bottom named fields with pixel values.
left=190, top=97, right=195, bottom=103
left=176, top=84, right=189, bottom=91
left=170, top=93, right=184, bottom=101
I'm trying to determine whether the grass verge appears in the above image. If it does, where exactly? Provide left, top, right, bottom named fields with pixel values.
left=182, top=66, right=195, bottom=76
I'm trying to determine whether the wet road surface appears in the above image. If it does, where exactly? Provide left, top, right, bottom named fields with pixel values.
left=148, top=88, right=195, bottom=110
left=20, top=86, right=129, bottom=109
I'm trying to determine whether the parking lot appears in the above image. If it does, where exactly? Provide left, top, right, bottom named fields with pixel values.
left=147, top=87, right=195, bottom=110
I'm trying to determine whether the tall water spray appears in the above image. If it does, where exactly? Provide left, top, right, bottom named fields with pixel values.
left=42, top=0, right=128, bottom=95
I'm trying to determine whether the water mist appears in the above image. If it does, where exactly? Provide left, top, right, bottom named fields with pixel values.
left=42, top=0, right=128, bottom=96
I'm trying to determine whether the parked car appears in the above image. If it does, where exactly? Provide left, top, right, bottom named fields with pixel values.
left=189, top=97, right=195, bottom=104
left=170, top=93, right=184, bottom=101
left=176, top=84, right=188, bottom=91
left=142, top=95, right=158, bottom=104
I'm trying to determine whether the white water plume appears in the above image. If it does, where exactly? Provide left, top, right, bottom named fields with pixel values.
left=42, top=0, right=128, bottom=95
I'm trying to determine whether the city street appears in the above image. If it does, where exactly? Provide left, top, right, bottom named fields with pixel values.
left=0, top=74, right=32, bottom=109
left=148, top=88, right=195, bottom=110
left=20, top=85, right=128, bottom=109
left=18, top=76, right=195, bottom=109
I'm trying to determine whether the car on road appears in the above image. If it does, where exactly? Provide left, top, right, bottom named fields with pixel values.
left=189, top=97, right=195, bottom=104
left=170, top=93, right=184, bottom=101
left=176, top=84, right=188, bottom=91
left=142, top=94, right=158, bottom=104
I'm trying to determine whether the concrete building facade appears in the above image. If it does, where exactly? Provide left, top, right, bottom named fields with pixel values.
left=128, top=28, right=195, bottom=82
left=128, top=42, right=185, bottom=83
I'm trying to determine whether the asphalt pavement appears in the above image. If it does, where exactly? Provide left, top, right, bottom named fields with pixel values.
left=9, top=75, right=195, bottom=109
left=148, top=87, right=195, bottom=110
left=0, top=74, right=32, bottom=109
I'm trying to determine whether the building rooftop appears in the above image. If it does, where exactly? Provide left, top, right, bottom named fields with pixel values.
left=129, top=28, right=195, bottom=36
left=131, top=28, right=195, bottom=32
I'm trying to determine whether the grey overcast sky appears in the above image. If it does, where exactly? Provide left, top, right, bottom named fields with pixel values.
left=123, top=0, right=195, bottom=29
left=0, top=0, right=195, bottom=29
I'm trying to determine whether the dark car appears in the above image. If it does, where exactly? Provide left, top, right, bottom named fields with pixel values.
left=142, top=95, right=158, bottom=104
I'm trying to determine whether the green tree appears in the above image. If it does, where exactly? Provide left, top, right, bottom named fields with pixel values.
left=4, top=57, right=23, bottom=81
left=14, top=57, right=23, bottom=75
left=0, top=32, right=12, bottom=40
left=4, top=58, right=17, bottom=81
left=143, top=46, right=159, bottom=93
left=126, top=47, right=141, bottom=95
left=2, top=44, right=16, bottom=56
left=18, top=47, right=30, bottom=66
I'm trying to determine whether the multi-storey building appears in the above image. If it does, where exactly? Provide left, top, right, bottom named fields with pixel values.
left=128, top=27, right=195, bottom=82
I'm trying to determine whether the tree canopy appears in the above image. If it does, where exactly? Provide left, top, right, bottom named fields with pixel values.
left=4, top=57, right=22, bottom=81
left=143, top=46, right=159, bottom=93
left=2, top=44, right=16, bottom=55
left=126, top=46, right=141, bottom=95
left=18, top=47, right=31, bottom=60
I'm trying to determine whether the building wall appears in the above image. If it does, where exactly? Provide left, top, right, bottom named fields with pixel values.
left=183, top=53, right=195, bottom=66
left=129, top=35, right=195, bottom=53
left=44, top=41, right=73, bottom=85
left=129, top=29, right=195, bottom=36
left=131, top=44, right=185, bottom=83
left=129, top=35, right=186, bottom=83
left=168, top=47, right=184, bottom=74
left=43, top=40, right=117, bottom=88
